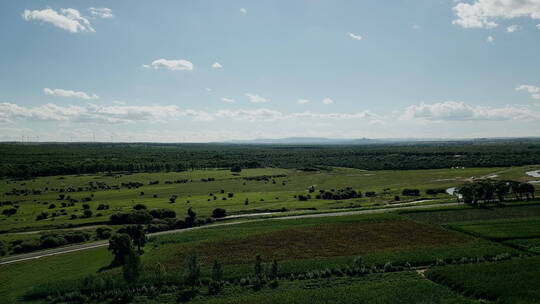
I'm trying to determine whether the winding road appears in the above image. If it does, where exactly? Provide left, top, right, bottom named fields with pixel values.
left=0, top=201, right=459, bottom=266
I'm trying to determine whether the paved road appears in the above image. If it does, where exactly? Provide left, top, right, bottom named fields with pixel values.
left=0, top=202, right=459, bottom=265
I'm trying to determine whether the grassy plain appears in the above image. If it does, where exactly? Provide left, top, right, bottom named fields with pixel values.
left=2, top=165, right=538, bottom=233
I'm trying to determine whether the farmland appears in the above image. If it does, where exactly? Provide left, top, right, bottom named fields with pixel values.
left=0, top=143, right=539, bottom=303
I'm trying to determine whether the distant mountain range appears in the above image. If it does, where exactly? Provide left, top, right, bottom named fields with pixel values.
left=221, top=136, right=540, bottom=145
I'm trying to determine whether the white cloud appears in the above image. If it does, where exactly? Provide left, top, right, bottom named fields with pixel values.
left=144, top=59, right=194, bottom=71
left=453, top=0, right=540, bottom=29
left=506, top=24, right=519, bottom=32
left=0, top=102, right=382, bottom=124
left=44, top=88, right=99, bottom=100
left=322, top=98, right=334, bottom=104
left=88, top=7, right=113, bottom=19
left=486, top=35, right=494, bottom=42
left=347, top=32, right=363, bottom=40
left=221, top=98, right=235, bottom=103
left=240, top=8, right=247, bottom=14
left=212, top=62, right=223, bottom=69
left=537, top=24, right=540, bottom=29
left=402, top=101, right=540, bottom=121
left=297, top=99, right=310, bottom=104
left=22, top=8, right=94, bottom=33
left=516, top=84, right=540, bottom=99
left=245, top=93, right=269, bottom=103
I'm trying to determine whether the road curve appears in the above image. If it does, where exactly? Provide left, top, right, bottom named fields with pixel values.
left=0, top=202, right=459, bottom=265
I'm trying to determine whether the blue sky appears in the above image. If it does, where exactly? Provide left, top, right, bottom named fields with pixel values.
left=1, top=0, right=539, bottom=142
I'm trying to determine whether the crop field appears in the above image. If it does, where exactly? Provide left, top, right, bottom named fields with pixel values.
left=143, top=214, right=516, bottom=273
left=450, top=217, right=540, bottom=240
left=184, top=272, right=476, bottom=304
left=427, top=257, right=540, bottom=303
left=402, top=204, right=540, bottom=224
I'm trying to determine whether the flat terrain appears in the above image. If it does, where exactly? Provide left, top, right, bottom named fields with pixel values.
left=0, top=163, right=538, bottom=303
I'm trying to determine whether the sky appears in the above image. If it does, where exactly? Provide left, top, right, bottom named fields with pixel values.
left=1, top=0, right=540, bottom=142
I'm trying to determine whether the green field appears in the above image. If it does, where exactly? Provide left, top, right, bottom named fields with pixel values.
left=0, top=212, right=521, bottom=303
left=427, top=257, right=540, bottom=303
left=1, top=164, right=539, bottom=303
left=402, top=204, right=540, bottom=224
left=1, top=165, right=537, bottom=233
left=450, top=217, right=540, bottom=240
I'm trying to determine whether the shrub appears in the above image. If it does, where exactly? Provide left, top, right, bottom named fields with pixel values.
left=83, top=210, right=93, bottom=218
left=133, top=204, right=147, bottom=210
left=48, top=203, right=56, bottom=209
left=149, top=208, right=176, bottom=219
left=402, top=189, right=420, bottom=196
left=96, top=227, right=112, bottom=239
left=212, top=208, right=227, bottom=218
left=35, top=211, right=49, bottom=221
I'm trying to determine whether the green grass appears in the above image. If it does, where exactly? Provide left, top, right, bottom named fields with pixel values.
left=450, top=217, right=540, bottom=240
left=3, top=166, right=533, bottom=232
left=427, top=257, right=540, bottom=303
left=0, top=247, right=110, bottom=304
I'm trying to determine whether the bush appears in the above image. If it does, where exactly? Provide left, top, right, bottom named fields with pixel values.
left=2, top=208, right=17, bottom=216
left=133, top=204, right=147, bottom=210
left=149, top=208, right=176, bottom=219
left=402, top=189, right=420, bottom=196
left=48, top=203, right=56, bottom=209
left=96, top=227, right=112, bottom=239
left=35, top=211, right=49, bottom=221
left=212, top=208, right=227, bottom=218
left=83, top=210, right=93, bottom=218
left=110, top=210, right=153, bottom=225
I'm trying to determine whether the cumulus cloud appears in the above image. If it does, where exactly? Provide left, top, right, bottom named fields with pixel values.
left=537, top=24, right=540, bottom=29
left=347, top=32, right=363, bottom=40
left=0, top=102, right=382, bottom=124
left=22, top=8, right=94, bottom=33
left=507, top=24, right=519, bottom=32
left=322, top=98, right=334, bottom=104
left=516, top=84, right=540, bottom=99
left=44, top=88, right=99, bottom=100
left=486, top=35, right=494, bottom=42
left=245, top=93, right=269, bottom=103
left=212, top=62, right=223, bottom=69
left=402, top=101, right=540, bottom=121
left=144, top=59, right=194, bottom=71
left=88, top=7, right=113, bottom=19
left=221, top=98, right=235, bottom=103
left=297, top=99, right=310, bottom=104
left=453, top=0, right=540, bottom=29
left=240, top=8, right=247, bottom=14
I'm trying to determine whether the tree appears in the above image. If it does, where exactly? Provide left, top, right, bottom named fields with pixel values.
left=185, top=207, right=197, bottom=227
left=253, top=254, right=266, bottom=290
left=108, top=233, right=133, bottom=266
left=230, top=165, right=242, bottom=173
left=83, top=209, right=93, bottom=218
left=270, top=258, right=278, bottom=280
left=123, top=249, right=142, bottom=285
left=494, top=181, right=510, bottom=203
left=185, top=253, right=201, bottom=292
left=120, top=225, right=146, bottom=253
left=208, top=259, right=223, bottom=295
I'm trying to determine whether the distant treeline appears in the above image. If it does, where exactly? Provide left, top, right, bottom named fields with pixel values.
left=1, top=141, right=540, bottom=178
